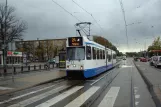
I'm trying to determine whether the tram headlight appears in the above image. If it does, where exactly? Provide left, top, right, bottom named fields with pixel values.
left=80, top=66, right=83, bottom=70
left=73, top=64, right=76, bottom=67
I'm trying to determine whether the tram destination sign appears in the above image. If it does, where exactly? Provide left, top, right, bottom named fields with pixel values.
left=68, top=37, right=83, bottom=46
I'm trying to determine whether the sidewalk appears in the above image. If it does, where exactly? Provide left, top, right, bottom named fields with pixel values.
left=0, top=69, right=66, bottom=95
left=134, top=61, right=161, bottom=107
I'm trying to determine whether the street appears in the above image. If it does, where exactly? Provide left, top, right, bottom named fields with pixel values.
left=0, top=58, right=156, bottom=107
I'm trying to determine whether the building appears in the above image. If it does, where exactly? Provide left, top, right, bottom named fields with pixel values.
left=6, top=51, right=22, bottom=65
left=15, top=38, right=66, bottom=62
left=0, top=50, right=22, bottom=66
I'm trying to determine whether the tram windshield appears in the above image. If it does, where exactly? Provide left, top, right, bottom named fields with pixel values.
left=67, top=47, right=85, bottom=60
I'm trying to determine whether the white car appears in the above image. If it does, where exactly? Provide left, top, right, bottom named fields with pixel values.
left=149, top=56, right=155, bottom=66
left=153, top=56, right=161, bottom=68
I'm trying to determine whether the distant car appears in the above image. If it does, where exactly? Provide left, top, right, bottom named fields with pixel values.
left=140, top=57, right=147, bottom=62
left=134, top=57, right=139, bottom=61
left=48, top=58, right=55, bottom=64
left=147, top=57, right=151, bottom=61
left=35, top=59, right=39, bottom=62
left=123, top=58, right=126, bottom=60
left=44, top=58, right=55, bottom=69
left=123, top=56, right=126, bottom=60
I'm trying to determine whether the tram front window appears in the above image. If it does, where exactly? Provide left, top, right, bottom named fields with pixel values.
left=67, top=47, right=85, bottom=60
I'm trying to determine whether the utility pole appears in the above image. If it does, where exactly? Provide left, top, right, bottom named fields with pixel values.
left=11, top=41, right=14, bottom=82
left=2, top=0, right=8, bottom=74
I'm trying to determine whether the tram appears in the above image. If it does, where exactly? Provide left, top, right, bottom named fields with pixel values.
left=66, top=36, right=116, bottom=78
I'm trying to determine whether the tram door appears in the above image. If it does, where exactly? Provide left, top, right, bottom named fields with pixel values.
left=59, top=51, right=66, bottom=68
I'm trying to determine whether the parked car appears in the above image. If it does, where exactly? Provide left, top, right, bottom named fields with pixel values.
left=153, top=56, right=161, bottom=68
left=149, top=56, right=156, bottom=66
left=140, top=57, right=147, bottom=62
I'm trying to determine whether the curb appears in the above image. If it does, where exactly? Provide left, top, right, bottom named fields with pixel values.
left=133, top=61, right=161, bottom=107
left=0, top=76, right=67, bottom=96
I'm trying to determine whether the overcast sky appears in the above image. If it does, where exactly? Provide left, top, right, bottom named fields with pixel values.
left=1, top=0, right=161, bottom=52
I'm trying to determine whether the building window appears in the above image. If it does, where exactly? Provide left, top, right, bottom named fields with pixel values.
left=92, top=47, right=96, bottom=60
left=86, top=46, right=91, bottom=60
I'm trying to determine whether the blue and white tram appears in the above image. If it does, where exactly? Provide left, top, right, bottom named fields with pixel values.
left=66, top=36, right=116, bottom=78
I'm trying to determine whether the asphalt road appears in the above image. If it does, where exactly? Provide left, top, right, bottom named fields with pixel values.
left=135, top=61, right=161, bottom=87
left=0, top=58, right=155, bottom=107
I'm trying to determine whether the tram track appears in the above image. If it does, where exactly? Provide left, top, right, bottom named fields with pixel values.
left=0, top=78, right=84, bottom=106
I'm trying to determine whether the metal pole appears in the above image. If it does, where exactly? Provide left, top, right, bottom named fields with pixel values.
left=89, top=23, right=90, bottom=36
left=2, top=0, right=8, bottom=75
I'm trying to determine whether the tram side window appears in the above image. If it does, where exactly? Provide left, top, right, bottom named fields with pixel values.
left=86, top=46, right=91, bottom=60
left=92, top=47, right=96, bottom=60
left=103, top=50, right=105, bottom=59
left=97, top=48, right=99, bottom=59
left=108, top=54, right=111, bottom=62
left=100, top=49, right=102, bottom=59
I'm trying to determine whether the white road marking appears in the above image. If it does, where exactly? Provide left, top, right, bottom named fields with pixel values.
left=135, top=102, right=139, bottom=105
left=9, top=86, right=67, bottom=107
left=121, top=65, right=133, bottom=68
left=135, top=95, right=140, bottom=99
left=134, top=87, right=138, bottom=89
left=134, top=87, right=140, bottom=106
left=65, top=86, right=100, bottom=107
left=90, top=71, right=111, bottom=85
left=0, top=84, right=57, bottom=104
left=98, top=87, right=120, bottom=107
left=134, top=89, right=138, bottom=94
left=36, top=86, right=84, bottom=107
left=0, top=86, right=13, bottom=90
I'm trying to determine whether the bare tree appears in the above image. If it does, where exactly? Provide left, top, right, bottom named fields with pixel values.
left=44, top=40, right=55, bottom=60
left=0, top=3, right=27, bottom=73
left=0, top=4, right=27, bottom=44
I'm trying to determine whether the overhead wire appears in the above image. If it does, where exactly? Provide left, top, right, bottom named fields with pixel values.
left=51, top=0, right=81, bottom=22
left=71, top=0, right=105, bottom=35
left=119, top=0, right=129, bottom=47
